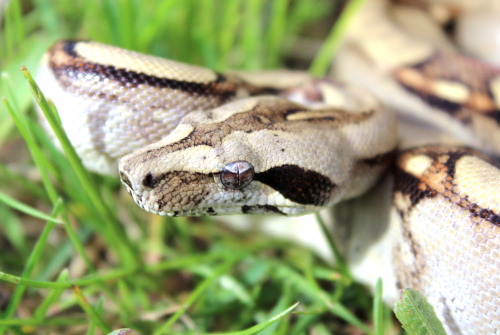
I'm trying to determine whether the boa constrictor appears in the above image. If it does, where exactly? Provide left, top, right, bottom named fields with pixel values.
left=36, top=0, right=499, bottom=334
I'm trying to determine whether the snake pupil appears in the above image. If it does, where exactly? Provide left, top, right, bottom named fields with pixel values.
left=220, top=161, right=254, bottom=190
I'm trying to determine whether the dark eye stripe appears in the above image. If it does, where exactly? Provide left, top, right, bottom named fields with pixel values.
left=254, top=165, right=335, bottom=206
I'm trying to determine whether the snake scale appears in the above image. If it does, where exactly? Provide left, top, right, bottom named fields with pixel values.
left=36, top=0, right=499, bottom=334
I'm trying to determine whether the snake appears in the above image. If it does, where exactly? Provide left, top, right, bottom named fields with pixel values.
left=35, top=0, right=499, bottom=334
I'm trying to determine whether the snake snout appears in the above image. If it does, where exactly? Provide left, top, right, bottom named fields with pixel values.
left=119, top=170, right=134, bottom=191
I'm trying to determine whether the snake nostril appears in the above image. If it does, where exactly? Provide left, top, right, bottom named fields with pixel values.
left=142, top=172, right=158, bottom=189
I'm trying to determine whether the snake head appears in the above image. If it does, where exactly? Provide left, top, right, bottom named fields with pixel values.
left=119, top=93, right=395, bottom=217
left=118, top=96, right=377, bottom=216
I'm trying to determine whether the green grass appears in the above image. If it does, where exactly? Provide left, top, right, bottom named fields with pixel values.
left=0, top=0, right=398, bottom=334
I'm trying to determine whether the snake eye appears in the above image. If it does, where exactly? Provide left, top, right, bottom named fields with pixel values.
left=220, top=161, right=254, bottom=190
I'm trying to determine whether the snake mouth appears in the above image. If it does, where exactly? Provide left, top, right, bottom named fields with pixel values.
left=140, top=203, right=316, bottom=217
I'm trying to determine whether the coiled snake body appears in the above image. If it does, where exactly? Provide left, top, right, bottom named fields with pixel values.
left=37, top=0, right=499, bottom=333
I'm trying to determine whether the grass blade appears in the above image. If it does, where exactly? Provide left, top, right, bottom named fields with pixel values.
left=2, top=0, right=25, bottom=58
left=207, top=302, right=299, bottom=335
left=2, top=96, right=59, bottom=203
left=0, top=191, right=63, bottom=223
left=309, top=0, right=366, bottom=76
left=73, top=285, right=111, bottom=334
left=153, top=257, right=239, bottom=334
left=394, top=288, right=446, bottom=335
left=240, top=0, right=264, bottom=69
left=263, top=0, right=289, bottom=68
left=373, top=278, right=384, bottom=335
left=22, top=66, right=139, bottom=266
left=33, top=269, right=70, bottom=321
left=315, top=212, right=351, bottom=280
left=0, top=199, right=63, bottom=334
